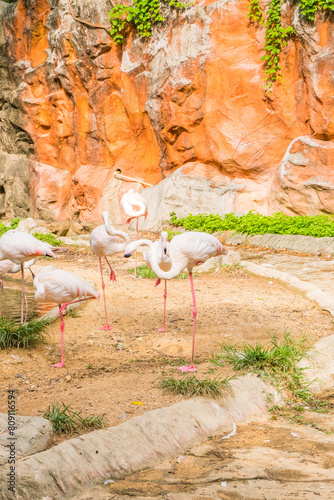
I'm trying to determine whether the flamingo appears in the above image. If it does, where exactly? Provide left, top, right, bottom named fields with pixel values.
left=125, top=231, right=172, bottom=332
left=120, top=188, right=148, bottom=278
left=0, top=259, right=35, bottom=292
left=0, top=231, right=57, bottom=323
left=89, top=211, right=130, bottom=330
left=32, top=266, right=99, bottom=368
left=124, top=231, right=228, bottom=372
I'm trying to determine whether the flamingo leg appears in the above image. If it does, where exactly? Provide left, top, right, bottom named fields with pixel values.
left=52, top=305, right=65, bottom=368
left=134, top=217, right=139, bottom=278
left=20, top=264, right=25, bottom=324
left=52, top=297, right=97, bottom=368
left=178, top=271, right=197, bottom=372
left=99, top=258, right=113, bottom=331
left=157, top=280, right=167, bottom=332
left=105, top=257, right=116, bottom=282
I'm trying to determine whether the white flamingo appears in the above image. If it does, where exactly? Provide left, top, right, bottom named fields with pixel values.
left=125, top=231, right=172, bottom=332
left=0, top=231, right=56, bottom=323
left=120, top=188, right=148, bottom=278
left=90, top=211, right=130, bottom=330
left=125, top=231, right=228, bottom=372
left=32, top=266, right=99, bottom=368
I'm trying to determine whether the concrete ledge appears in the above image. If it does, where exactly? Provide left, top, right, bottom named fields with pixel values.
left=226, top=232, right=334, bottom=256
left=0, top=375, right=279, bottom=499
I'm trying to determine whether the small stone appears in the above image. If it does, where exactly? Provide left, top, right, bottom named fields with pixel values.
left=117, top=413, right=128, bottom=420
left=65, top=375, right=71, bottom=383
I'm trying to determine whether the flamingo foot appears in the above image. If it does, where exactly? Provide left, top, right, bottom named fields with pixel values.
left=99, top=324, right=113, bottom=330
left=178, top=363, right=197, bottom=372
left=110, top=271, right=116, bottom=282
left=52, top=362, right=65, bottom=368
left=155, top=279, right=161, bottom=287
left=157, top=326, right=166, bottom=332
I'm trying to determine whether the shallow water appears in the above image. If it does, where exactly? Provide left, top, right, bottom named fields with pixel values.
left=0, top=279, right=55, bottom=324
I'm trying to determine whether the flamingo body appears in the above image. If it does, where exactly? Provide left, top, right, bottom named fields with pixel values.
left=125, top=231, right=228, bottom=371
left=0, top=230, right=56, bottom=322
left=89, top=212, right=130, bottom=329
left=34, top=266, right=99, bottom=368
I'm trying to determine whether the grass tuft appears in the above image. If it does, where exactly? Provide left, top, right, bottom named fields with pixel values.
left=43, top=400, right=106, bottom=434
left=158, top=375, right=232, bottom=398
left=211, top=332, right=333, bottom=429
left=0, top=316, right=48, bottom=349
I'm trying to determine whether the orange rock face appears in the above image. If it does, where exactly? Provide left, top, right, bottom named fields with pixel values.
left=1, top=0, right=334, bottom=222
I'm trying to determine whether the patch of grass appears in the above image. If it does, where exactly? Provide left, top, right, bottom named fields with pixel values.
left=169, top=211, right=334, bottom=238
left=211, top=332, right=331, bottom=424
left=68, top=309, right=81, bottom=318
left=0, top=317, right=48, bottom=349
left=0, top=218, right=21, bottom=237
left=127, top=265, right=157, bottom=279
left=127, top=265, right=194, bottom=280
left=86, top=363, right=93, bottom=369
left=33, top=233, right=62, bottom=246
left=158, top=375, right=232, bottom=398
left=43, top=400, right=106, bottom=434
left=159, top=357, right=199, bottom=366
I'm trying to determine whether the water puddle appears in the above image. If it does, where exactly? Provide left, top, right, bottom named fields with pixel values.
left=0, top=279, right=55, bottom=324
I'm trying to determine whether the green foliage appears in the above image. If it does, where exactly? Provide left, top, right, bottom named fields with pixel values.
left=261, top=0, right=295, bottom=92
left=109, top=0, right=192, bottom=44
left=169, top=211, right=334, bottom=238
left=127, top=265, right=157, bottom=278
left=211, top=332, right=318, bottom=404
left=43, top=400, right=106, bottom=434
left=32, top=233, right=62, bottom=247
left=300, top=0, right=334, bottom=22
left=0, top=317, right=48, bottom=349
left=0, top=219, right=21, bottom=238
left=248, top=0, right=265, bottom=24
left=127, top=264, right=189, bottom=279
left=249, top=0, right=334, bottom=91
left=158, top=375, right=232, bottom=397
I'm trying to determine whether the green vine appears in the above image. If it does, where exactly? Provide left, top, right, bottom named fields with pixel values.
left=300, top=0, right=334, bottom=21
left=109, top=0, right=192, bottom=44
left=249, top=0, right=334, bottom=92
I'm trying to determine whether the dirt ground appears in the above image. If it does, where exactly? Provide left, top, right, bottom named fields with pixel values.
left=0, top=233, right=334, bottom=447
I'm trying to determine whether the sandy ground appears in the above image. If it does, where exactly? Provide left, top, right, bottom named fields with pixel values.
left=0, top=234, right=334, bottom=447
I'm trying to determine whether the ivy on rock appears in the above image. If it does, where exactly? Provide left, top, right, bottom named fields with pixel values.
left=109, top=0, right=192, bottom=44
left=248, top=0, right=334, bottom=92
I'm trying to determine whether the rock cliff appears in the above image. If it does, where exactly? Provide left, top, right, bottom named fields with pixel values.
left=0, top=0, right=333, bottom=227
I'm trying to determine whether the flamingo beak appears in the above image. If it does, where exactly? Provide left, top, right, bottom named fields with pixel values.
left=124, top=253, right=132, bottom=258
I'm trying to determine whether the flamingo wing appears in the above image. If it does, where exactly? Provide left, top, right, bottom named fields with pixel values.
left=0, top=231, right=56, bottom=263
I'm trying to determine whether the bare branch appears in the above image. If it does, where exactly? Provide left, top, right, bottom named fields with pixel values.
left=67, top=0, right=112, bottom=32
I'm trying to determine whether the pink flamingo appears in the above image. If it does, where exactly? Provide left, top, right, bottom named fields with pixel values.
left=32, top=266, right=99, bottom=368
left=0, top=231, right=57, bottom=323
left=90, top=211, right=130, bottom=330
left=125, top=231, right=228, bottom=372
left=125, top=231, right=171, bottom=332
left=120, top=188, right=148, bottom=278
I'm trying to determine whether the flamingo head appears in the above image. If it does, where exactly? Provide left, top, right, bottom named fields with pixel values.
left=160, top=231, right=169, bottom=255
